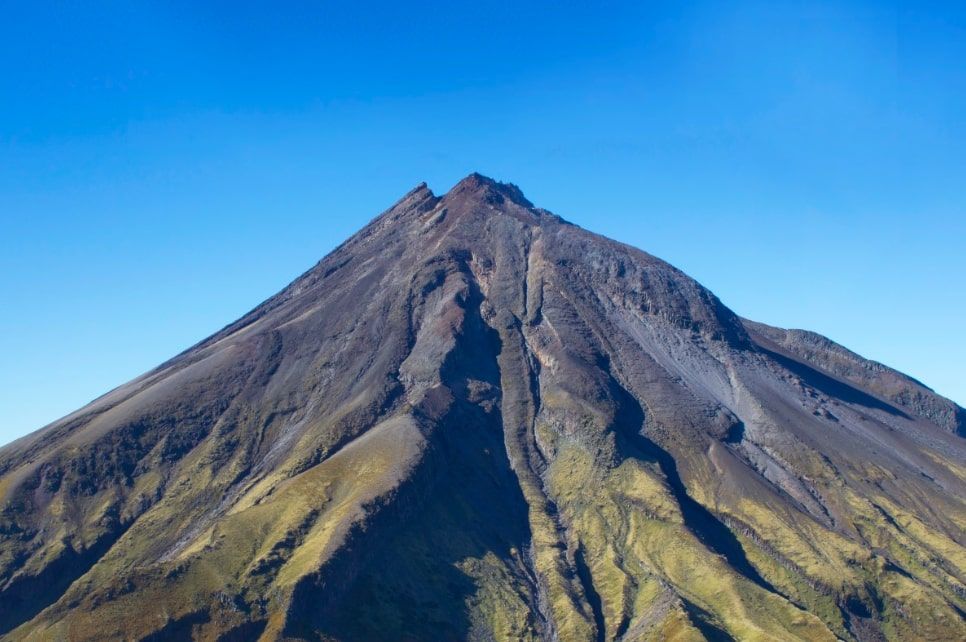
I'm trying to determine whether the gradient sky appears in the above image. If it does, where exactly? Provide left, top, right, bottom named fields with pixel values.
left=1, top=1, right=964, bottom=446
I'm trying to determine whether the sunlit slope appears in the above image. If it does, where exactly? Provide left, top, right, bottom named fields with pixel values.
left=1, top=175, right=963, bottom=641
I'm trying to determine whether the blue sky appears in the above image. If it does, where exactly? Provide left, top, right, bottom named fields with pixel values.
left=1, top=1, right=963, bottom=445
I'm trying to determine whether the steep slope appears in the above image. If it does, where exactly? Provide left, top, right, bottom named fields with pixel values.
left=743, top=319, right=966, bottom=437
left=1, top=174, right=963, bottom=641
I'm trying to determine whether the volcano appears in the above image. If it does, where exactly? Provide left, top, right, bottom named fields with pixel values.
left=1, top=174, right=963, bottom=641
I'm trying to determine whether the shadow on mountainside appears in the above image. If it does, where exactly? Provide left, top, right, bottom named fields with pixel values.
left=759, top=346, right=910, bottom=420
left=607, top=375, right=779, bottom=596
left=296, top=279, right=540, bottom=641
left=0, top=525, right=124, bottom=636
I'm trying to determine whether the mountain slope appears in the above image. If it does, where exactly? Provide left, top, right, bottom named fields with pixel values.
left=1, top=174, right=964, bottom=641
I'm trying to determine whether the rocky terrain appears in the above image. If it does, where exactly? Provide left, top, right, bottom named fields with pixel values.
left=1, top=174, right=963, bottom=641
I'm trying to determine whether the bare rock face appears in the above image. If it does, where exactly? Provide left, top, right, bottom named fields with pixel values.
left=1, top=174, right=964, bottom=641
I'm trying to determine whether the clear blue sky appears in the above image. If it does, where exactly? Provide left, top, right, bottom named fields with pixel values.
left=1, top=1, right=963, bottom=446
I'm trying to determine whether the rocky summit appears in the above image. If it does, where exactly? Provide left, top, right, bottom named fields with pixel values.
left=1, top=174, right=964, bottom=641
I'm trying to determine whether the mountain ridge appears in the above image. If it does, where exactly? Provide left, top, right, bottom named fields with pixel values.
left=1, top=174, right=963, bottom=641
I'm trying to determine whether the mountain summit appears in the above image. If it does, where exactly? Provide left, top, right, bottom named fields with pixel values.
left=1, top=175, right=964, bottom=641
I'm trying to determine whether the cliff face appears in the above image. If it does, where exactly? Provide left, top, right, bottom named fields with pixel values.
left=1, top=174, right=964, bottom=641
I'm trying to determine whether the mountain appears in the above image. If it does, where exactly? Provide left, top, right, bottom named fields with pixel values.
left=1, top=174, right=964, bottom=642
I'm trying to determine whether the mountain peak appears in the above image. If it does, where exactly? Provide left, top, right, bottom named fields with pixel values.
left=1, top=175, right=963, bottom=641
left=394, top=180, right=437, bottom=209
left=448, top=172, right=534, bottom=208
